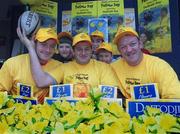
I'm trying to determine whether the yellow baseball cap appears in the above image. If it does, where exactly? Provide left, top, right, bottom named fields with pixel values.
left=96, top=42, right=113, bottom=53
left=90, top=30, right=104, bottom=39
left=35, top=27, right=58, bottom=43
left=113, top=26, right=139, bottom=45
left=73, top=33, right=92, bottom=46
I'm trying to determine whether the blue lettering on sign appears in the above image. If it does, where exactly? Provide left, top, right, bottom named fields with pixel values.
left=19, top=84, right=31, bottom=97
left=14, top=98, right=37, bottom=105
left=133, top=84, right=157, bottom=99
left=101, top=86, right=115, bottom=98
left=52, top=85, right=71, bottom=98
left=127, top=101, right=180, bottom=117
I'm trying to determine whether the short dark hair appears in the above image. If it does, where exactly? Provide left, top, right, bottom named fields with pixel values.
left=59, top=37, right=72, bottom=45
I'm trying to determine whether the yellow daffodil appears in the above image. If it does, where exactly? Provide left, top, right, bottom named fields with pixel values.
left=159, top=114, right=177, bottom=131
left=146, top=106, right=161, bottom=116
left=61, top=111, right=80, bottom=125
left=76, top=123, right=92, bottom=134
left=0, top=121, right=8, bottom=134
left=0, top=92, right=8, bottom=109
left=108, top=102, right=125, bottom=117
left=144, top=116, right=156, bottom=126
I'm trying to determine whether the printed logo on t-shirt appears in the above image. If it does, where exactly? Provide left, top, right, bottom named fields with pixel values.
left=65, top=74, right=89, bottom=84
left=125, top=78, right=141, bottom=91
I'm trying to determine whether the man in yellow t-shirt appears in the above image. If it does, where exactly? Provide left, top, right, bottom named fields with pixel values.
left=18, top=32, right=120, bottom=97
left=0, top=28, right=62, bottom=103
left=111, top=26, right=180, bottom=99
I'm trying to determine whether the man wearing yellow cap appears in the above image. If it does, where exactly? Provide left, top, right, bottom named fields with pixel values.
left=90, top=30, right=105, bottom=59
left=96, top=42, right=113, bottom=64
left=0, top=27, right=62, bottom=103
left=111, top=26, right=180, bottom=99
left=20, top=32, right=119, bottom=97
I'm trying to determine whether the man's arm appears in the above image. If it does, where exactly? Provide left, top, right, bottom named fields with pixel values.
left=153, top=59, right=180, bottom=98
left=17, top=28, right=55, bottom=88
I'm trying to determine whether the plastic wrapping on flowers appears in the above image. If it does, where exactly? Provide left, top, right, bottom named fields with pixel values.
left=0, top=90, right=179, bottom=134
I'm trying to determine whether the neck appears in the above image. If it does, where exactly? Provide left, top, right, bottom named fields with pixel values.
left=39, top=59, right=48, bottom=65
left=128, top=52, right=143, bottom=66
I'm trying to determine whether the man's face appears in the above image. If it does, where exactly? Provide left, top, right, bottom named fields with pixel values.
left=117, top=35, right=143, bottom=66
left=58, top=43, right=72, bottom=58
left=36, top=39, right=56, bottom=63
left=74, top=41, right=92, bottom=65
left=91, top=36, right=103, bottom=52
left=97, top=49, right=112, bottom=64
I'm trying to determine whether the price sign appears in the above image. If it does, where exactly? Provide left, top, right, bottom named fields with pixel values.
left=17, top=83, right=33, bottom=98
left=131, top=83, right=159, bottom=100
left=99, top=85, right=117, bottom=98
left=49, top=84, right=73, bottom=98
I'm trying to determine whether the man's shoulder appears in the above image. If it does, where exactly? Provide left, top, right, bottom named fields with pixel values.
left=111, top=58, right=122, bottom=67
left=144, top=54, right=166, bottom=64
left=5, top=54, right=29, bottom=64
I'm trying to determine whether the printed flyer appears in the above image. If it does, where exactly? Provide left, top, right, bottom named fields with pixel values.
left=62, top=10, right=72, bottom=33
left=97, top=0, right=124, bottom=55
left=31, top=0, right=57, bottom=28
left=72, top=1, right=98, bottom=36
left=138, top=0, right=171, bottom=53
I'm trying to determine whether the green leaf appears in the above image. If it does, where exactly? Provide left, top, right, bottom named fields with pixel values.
left=32, top=117, right=36, bottom=124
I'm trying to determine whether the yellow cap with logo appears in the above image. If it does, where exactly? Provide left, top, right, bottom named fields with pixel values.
left=35, top=27, right=58, bottom=43
left=96, top=42, right=113, bottom=53
left=113, top=26, right=139, bottom=45
left=90, top=30, right=104, bottom=39
left=73, top=33, right=92, bottom=46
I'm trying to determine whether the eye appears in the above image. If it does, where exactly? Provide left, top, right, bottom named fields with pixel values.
left=129, top=42, right=136, bottom=47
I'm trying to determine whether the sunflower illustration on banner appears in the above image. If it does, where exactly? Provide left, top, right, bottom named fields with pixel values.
left=88, top=18, right=108, bottom=42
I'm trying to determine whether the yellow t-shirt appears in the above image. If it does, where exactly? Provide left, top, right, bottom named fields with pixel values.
left=0, top=54, right=62, bottom=103
left=49, top=59, right=119, bottom=88
left=111, top=54, right=180, bottom=99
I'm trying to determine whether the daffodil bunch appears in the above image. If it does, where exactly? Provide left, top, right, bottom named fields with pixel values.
left=130, top=106, right=180, bottom=134
left=47, top=89, right=131, bottom=134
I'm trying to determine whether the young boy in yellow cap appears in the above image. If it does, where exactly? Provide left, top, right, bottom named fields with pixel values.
left=96, top=42, right=113, bottom=64
left=111, top=26, right=180, bottom=99
left=19, top=32, right=120, bottom=98
left=90, top=30, right=104, bottom=59
left=0, top=27, right=62, bottom=103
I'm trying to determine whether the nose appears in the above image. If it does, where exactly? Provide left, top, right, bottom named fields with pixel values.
left=82, top=49, right=86, bottom=55
left=126, top=45, right=133, bottom=52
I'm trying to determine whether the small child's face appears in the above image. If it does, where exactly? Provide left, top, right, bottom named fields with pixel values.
left=97, top=49, right=112, bottom=64
left=91, top=36, right=104, bottom=52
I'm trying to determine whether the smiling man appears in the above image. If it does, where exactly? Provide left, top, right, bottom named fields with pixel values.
left=111, top=26, right=180, bottom=99
left=18, top=32, right=119, bottom=97
left=0, top=27, right=61, bottom=103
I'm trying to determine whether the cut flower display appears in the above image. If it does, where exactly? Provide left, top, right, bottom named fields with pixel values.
left=0, top=91, right=179, bottom=134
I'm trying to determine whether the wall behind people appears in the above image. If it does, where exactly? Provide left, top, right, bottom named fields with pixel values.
left=57, top=0, right=180, bottom=79
left=0, top=0, right=26, bottom=68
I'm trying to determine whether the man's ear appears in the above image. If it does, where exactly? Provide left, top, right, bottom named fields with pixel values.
left=139, top=40, right=144, bottom=49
